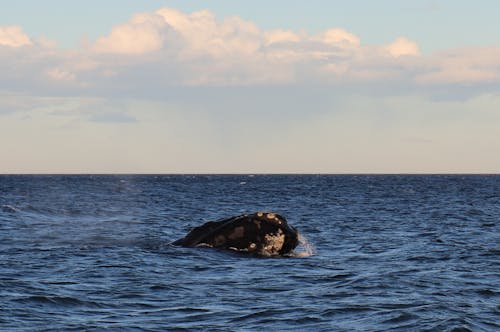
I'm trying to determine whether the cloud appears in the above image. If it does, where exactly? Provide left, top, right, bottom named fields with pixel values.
left=156, top=8, right=262, bottom=59
left=416, top=47, right=500, bottom=84
left=0, top=26, right=32, bottom=47
left=385, top=37, right=420, bottom=57
left=92, top=8, right=263, bottom=60
left=2, top=7, right=500, bottom=98
left=265, top=29, right=302, bottom=45
left=320, top=28, right=360, bottom=47
left=93, top=12, right=168, bottom=54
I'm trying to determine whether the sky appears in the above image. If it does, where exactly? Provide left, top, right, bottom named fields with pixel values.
left=1, top=1, right=500, bottom=173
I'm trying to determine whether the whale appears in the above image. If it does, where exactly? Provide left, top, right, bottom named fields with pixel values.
left=172, top=212, right=299, bottom=256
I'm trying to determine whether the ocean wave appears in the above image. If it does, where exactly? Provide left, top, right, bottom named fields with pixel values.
left=1, top=204, right=21, bottom=213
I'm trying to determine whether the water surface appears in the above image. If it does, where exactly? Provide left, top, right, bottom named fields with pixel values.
left=1, top=175, right=498, bottom=331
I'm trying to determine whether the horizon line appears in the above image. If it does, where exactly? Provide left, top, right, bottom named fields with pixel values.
left=1, top=172, right=499, bottom=176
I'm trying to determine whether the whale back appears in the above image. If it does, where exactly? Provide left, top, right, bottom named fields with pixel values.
left=173, top=212, right=298, bottom=256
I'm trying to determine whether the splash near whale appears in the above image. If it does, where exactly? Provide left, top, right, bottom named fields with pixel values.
left=173, top=212, right=299, bottom=256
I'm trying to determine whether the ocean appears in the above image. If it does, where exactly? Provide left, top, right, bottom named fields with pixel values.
left=0, top=175, right=498, bottom=331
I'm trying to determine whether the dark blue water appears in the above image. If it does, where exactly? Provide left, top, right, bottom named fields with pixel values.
left=1, top=175, right=498, bottom=331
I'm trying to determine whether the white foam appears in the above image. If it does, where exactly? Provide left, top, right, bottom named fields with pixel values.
left=293, top=233, right=316, bottom=257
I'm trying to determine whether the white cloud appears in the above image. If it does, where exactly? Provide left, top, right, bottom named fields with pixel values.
left=385, top=37, right=420, bottom=57
left=2, top=7, right=500, bottom=95
left=93, top=12, right=168, bottom=54
left=0, top=26, right=32, bottom=47
left=156, top=7, right=262, bottom=59
left=320, top=28, right=360, bottom=47
left=265, top=29, right=302, bottom=45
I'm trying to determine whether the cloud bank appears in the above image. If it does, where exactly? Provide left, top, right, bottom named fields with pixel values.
left=1, top=7, right=499, bottom=98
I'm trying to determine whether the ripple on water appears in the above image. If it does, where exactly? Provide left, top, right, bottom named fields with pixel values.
left=14, top=295, right=105, bottom=309
left=1, top=175, right=499, bottom=331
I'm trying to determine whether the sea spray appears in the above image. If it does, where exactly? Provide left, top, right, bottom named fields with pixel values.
left=293, top=233, right=316, bottom=257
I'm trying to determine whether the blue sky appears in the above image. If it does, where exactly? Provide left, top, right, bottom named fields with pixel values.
left=1, top=1, right=499, bottom=173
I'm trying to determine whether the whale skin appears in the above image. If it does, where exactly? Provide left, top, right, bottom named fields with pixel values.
left=173, top=212, right=299, bottom=256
